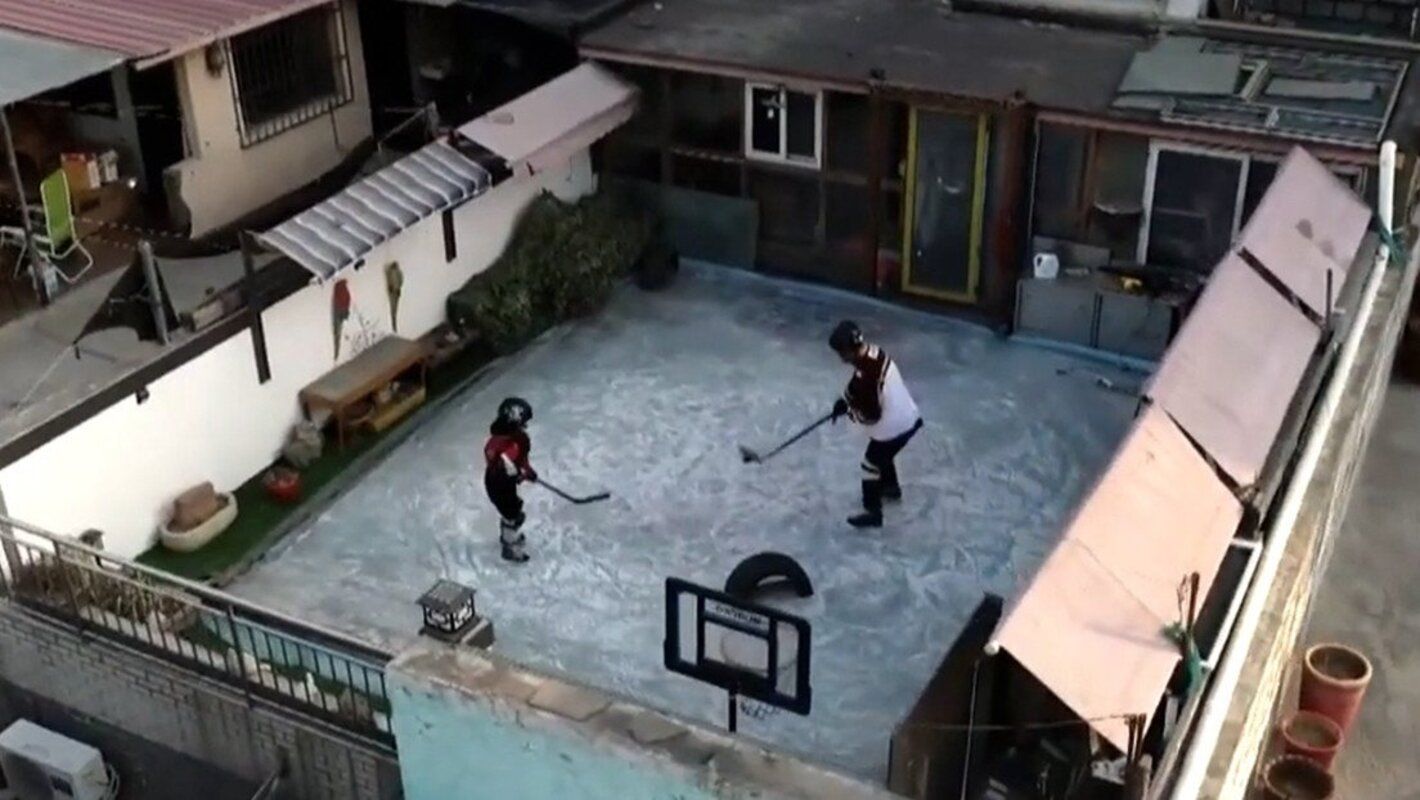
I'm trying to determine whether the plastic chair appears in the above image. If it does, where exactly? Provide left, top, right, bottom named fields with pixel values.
left=0, top=171, right=93, bottom=285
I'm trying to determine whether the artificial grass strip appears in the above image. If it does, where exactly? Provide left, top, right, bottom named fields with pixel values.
left=136, top=342, right=492, bottom=583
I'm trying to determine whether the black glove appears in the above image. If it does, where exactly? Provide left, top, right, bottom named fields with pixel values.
left=521, top=467, right=538, bottom=483
left=832, top=398, right=849, bottom=422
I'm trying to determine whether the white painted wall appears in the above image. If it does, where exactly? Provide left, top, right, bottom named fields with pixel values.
left=0, top=153, right=595, bottom=557
left=168, top=0, right=374, bottom=236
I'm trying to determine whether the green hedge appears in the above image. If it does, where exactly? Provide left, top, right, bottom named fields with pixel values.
left=446, top=191, right=650, bottom=353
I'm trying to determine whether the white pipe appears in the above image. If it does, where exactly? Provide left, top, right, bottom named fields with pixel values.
left=1169, top=140, right=1398, bottom=799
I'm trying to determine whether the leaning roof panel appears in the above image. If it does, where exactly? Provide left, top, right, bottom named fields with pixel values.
left=0, top=0, right=337, bottom=64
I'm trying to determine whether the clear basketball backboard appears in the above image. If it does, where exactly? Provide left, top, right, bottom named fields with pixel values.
left=663, top=577, right=812, bottom=716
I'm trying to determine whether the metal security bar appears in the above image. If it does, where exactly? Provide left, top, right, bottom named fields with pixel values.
left=0, top=516, right=394, bottom=749
left=226, top=2, right=354, bottom=148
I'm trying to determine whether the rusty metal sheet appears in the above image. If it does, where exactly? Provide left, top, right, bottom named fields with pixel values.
left=1146, top=254, right=1320, bottom=487
left=0, top=0, right=335, bottom=61
left=1238, top=147, right=1370, bottom=316
left=995, top=406, right=1242, bottom=753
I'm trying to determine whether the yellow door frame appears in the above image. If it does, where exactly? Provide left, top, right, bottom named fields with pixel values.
left=900, top=107, right=991, bottom=304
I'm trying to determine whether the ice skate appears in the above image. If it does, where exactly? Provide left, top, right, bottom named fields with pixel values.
left=847, top=511, right=883, bottom=528
left=501, top=539, right=530, bottom=563
left=882, top=485, right=902, bottom=503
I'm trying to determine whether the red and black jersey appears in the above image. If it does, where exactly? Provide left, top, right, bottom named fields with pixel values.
left=484, top=420, right=532, bottom=481
left=844, top=346, right=889, bottom=424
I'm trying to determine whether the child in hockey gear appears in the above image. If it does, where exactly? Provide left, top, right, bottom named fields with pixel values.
left=485, top=397, right=537, bottom=563
left=829, top=320, right=923, bottom=528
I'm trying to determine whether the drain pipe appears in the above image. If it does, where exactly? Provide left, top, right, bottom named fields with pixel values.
left=1168, top=139, right=1398, bottom=799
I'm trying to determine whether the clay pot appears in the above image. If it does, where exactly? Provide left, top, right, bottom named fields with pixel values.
left=1262, top=755, right=1335, bottom=800
left=1279, top=710, right=1343, bottom=770
left=1299, top=643, right=1372, bottom=736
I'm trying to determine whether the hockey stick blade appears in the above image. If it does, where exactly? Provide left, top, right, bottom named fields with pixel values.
left=738, top=445, right=762, bottom=464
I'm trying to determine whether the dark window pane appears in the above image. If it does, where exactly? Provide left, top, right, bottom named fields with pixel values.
left=786, top=91, right=817, bottom=160
left=1146, top=150, right=1243, bottom=272
left=1032, top=124, right=1090, bottom=240
left=1240, top=159, right=1279, bottom=228
left=906, top=110, right=979, bottom=296
left=750, top=87, right=780, bottom=155
left=826, top=92, right=869, bottom=173
left=671, top=73, right=742, bottom=152
left=603, top=140, right=661, bottom=183
left=617, top=64, right=664, bottom=139
left=1085, top=132, right=1148, bottom=260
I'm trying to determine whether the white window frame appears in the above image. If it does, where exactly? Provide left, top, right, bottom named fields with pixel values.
left=1138, top=142, right=1252, bottom=265
left=1139, top=141, right=1367, bottom=265
left=743, top=83, right=823, bottom=169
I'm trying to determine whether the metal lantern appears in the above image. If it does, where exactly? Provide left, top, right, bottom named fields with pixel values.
left=417, top=579, right=478, bottom=641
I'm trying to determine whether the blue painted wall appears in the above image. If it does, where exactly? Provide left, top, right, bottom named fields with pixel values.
left=388, top=671, right=718, bottom=800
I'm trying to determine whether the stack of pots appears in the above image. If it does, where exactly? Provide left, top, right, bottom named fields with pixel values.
left=1262, top=642, right=1373, bottom=800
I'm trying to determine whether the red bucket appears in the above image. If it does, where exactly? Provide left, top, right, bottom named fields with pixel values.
left=1299, top=643, right=1372, bottom=736
left=263, top=468, right=303, bottom=505
left=1279, top=710, right=1343, bottom=770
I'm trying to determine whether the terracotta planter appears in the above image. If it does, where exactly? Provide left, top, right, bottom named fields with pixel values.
left=1280, top=710, right=1343, bottom=770
left=1300, top=642, right=1373, bottom=735
left=1262, top=755, right=1335, bottom=800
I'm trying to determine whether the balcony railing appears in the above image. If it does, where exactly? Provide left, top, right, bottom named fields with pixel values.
left=0, top=514, right=394, bottom=750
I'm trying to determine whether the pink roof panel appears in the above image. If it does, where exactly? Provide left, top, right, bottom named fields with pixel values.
left=1145, top=253, right=1320, bottom=487
left=1238, top=147, right=1371, bottom=316
left=0, top=0, right=335, bottom=62
left=995, top=406, right=1243, bottom=752
left=458, top=63, right=638, bottom=174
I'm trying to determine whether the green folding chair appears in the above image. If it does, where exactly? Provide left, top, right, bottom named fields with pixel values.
left=0, top=170, right=94, bottom=285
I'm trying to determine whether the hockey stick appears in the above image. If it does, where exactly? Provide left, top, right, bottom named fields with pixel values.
left=739, top=411, right=835, bottom=464
left=536, top=479, right=611, bottom=505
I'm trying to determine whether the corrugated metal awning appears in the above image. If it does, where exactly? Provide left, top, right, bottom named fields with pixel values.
left=259, top=140, right=491, bottom=281
left=1238, top=147, right=1372, bottom=317
left=1145, top=253, right=1322, bottom=488
left=458, top=62, right=638, bottom=175
left=0, top=28, right=124, bottom=107
left=0, top=0, right=336, bottom=65
left=992, top=406, right=1244, bottom=753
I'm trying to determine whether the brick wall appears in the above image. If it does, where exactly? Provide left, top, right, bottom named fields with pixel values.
left=0, top=603, right=401, bottom=800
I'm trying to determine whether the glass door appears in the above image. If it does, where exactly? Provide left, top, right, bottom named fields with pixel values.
left=901, top=108, right=989, bottom=303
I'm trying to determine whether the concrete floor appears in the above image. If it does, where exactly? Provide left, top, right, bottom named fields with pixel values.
left=228, top=263, right=1137, bottom=780
left=1303, top=377, right=1420, bottom=799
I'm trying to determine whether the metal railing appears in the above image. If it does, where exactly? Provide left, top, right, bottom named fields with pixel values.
left=0, top=515, right=394, bottom=749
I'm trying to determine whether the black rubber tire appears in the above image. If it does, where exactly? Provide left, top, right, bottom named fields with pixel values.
left=724, top=551, right=814, bottom=601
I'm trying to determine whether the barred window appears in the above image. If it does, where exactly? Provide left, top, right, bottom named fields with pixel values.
left=226, top=4, right=353, bottom=147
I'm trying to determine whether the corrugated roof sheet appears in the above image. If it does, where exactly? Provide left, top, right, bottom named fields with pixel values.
left=993, top=405, right=1244, bottom=753
left=0, top=27, right=122, bottom=106
left=0, top=0, right=335, bottom=63
left=259, top=140, right=491, bottom=281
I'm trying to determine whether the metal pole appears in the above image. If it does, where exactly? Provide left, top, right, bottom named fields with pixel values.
left=137, top=240, right=170, bottom=345
left=0, top=106, right=45, bottom=302
left=727, top=692, right=738, bottom=733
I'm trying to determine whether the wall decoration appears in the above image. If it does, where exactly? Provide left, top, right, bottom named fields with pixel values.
left=332, top=279, right=352, bottom=360
left=385, top=262, right=405, bottom=332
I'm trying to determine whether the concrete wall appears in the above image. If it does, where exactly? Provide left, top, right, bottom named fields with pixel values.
left=389, top=643, right=900, bottom=800
left=0, top=152, right=594, bottom=558
left=168, top=0, right=373, bottom=236
left=0, top=603, right=400, bottom=799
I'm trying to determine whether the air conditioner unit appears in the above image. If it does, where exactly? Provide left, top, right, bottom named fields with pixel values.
left=0, top=721, right=113, bottom=800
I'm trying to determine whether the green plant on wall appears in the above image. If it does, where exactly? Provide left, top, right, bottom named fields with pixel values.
left=447, top=190, right=650, bottom=354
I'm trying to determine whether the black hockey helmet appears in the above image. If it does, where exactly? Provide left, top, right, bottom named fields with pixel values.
left=829, top=320, right=864, bottom=354
left=497, top=397, right=533, bottom=426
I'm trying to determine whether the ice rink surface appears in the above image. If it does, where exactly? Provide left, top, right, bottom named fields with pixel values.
left=229, top=263, right=1137, bottom=780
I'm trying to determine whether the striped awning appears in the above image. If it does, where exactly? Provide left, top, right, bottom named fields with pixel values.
left=259, top=140, right=492, bottom=281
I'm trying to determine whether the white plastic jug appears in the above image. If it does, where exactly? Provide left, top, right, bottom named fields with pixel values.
left=1033, top=252, right=1060, bottom=280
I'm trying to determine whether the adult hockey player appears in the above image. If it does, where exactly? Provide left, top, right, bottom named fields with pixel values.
left=484, top=397, right=538, bottom=563
left=829, top=320, right=923, bottom=528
